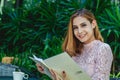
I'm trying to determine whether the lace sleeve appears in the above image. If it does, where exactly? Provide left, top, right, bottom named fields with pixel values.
left=91, top=44, right=113, bottom=80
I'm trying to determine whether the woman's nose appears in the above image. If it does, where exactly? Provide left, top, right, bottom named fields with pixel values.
left=78, top=28, right=82, bottom=33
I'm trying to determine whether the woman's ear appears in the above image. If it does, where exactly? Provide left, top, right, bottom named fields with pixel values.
left=92, top=20, right=97, bottom=28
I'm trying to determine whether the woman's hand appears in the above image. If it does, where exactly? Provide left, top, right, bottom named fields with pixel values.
left=36, top=63, right=44, bottom=74
left=36, top=64, right=70, bottom=80
left=50, top=69, right=70, bottom=80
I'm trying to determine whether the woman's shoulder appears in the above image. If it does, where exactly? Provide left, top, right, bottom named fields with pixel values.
left=95, top=40, right=113, bottom=56
left=95, top=40, right=111, bottom=48
left=95, top=40, right=113, bottom=61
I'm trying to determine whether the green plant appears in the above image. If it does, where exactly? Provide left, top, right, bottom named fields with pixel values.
left=98, top=2, right=120, bottom=73
left=0, top=0, right=120, bottom=79
left=110, top=72, right=120, bottom=78
left=0, top=52, right=6, bottom=62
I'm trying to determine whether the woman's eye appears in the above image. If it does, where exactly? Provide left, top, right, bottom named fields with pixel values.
left=81, top=24, right=87, bottom=27
left=73, top=26, right=78, bottom=30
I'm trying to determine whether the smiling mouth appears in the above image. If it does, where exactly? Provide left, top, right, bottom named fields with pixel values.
left=78, top=34, right=86, bottom=39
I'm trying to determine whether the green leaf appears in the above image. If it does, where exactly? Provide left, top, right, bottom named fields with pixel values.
left=113, top=30, right=120, bottom=39
left=107, top=29, right=112, bottom=37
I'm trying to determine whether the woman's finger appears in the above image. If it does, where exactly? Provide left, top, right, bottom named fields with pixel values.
left=62, top=71, right=66, bottom=78
left=50, top=69, right=59, bottom=80
left=49, top=69, right=63, bottom=80
left=61, top=71, right=70, bottom=80
left=36, top=63, right=44, bottom=73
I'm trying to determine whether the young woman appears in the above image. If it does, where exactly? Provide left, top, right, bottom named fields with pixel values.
left=36, top=8, right=113, bottom=80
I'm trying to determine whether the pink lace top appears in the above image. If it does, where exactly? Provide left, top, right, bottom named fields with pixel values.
left=72, top=40, right=113, bottom=80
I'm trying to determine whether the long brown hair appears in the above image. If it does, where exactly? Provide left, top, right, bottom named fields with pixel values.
left=62, top=8, right=103, bottom=56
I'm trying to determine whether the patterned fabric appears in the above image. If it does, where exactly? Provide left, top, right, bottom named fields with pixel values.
left=72, top=40, right=113, bottom=80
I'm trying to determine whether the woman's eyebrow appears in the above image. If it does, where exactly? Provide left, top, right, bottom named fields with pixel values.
left=73, top=25, right=77, bottom=28
left=73, top=22, right=86, bottom=27
left=80, top=22, right=86, bottom=25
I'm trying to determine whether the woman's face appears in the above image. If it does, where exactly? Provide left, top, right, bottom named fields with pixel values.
left=73, top=16, right=96, bottom=44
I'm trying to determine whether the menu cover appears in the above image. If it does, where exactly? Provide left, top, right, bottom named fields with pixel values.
left=44, top=52, right=91, bottom=80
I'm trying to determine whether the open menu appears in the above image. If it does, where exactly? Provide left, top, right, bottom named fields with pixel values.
left=29, top=55, right=53, bottom=78
left=29, top=52, right=91, bottom=80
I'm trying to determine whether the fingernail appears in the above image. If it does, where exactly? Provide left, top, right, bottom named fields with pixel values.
left=62, top=71, right=65, bottom=74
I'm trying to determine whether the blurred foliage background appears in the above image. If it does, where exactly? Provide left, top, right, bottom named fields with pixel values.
left=0, top=0, right=120, bottom=79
